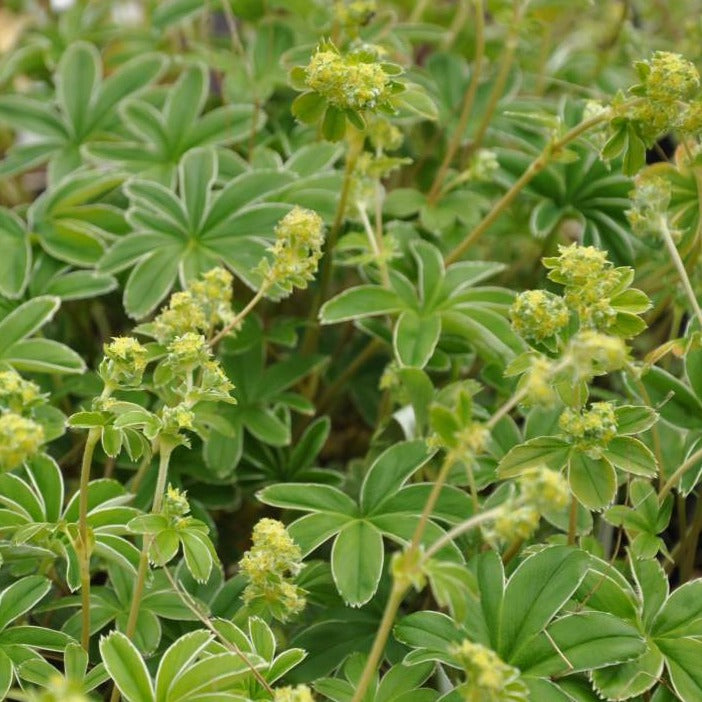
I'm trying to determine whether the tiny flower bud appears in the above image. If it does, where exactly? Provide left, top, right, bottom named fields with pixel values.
left=521, top=356, right=558, bottom=408
left=162, top=484, right=190, bottom=519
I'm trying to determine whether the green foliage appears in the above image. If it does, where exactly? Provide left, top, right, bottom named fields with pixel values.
left=1, top=2, right=702, bottom=702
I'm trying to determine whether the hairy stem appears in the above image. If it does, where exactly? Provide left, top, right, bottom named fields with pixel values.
left=659, top=446, right=702, bottom=502
left=659, top=216, right=702, bottom=330
left=78, top=426, right=100, bottom=651
left=427, top=0, right=485, bottom=204
left=444, top=111, right=609, bottom=264
left=209, top=285, right=269, bottom=347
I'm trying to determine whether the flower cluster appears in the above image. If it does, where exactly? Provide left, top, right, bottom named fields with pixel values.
left=165, top=333, right=211, bottom=374
left=510, top=289, right=570, bottom=342
left=260, top=207, right=325, bottom=295
left=559, top=402, right=617, bottom=452
left=305, top=45, right=391, bottom=112
left=101, top=336, right=149, bottom=387
left=0, top=411, right=45, bottom=471
left=334, top=0, right=376, bottom=30
left=451, top=640, right=528, bottom=702
left=626, top=173, right=674, bottom=240
left=485, top=468, right=570, bottom=544
left=0, top=370, right=45, bottom=414
left=616, top=51, right=702, bottom=143
left=240, top=518, right=306, bottom=621
left=152, top=267, right=234, bottom=343
left=273, top=685, right=315, bottom=702
left=162, top=484, right=190, bottom=520
left=0, top=369, right=47, bottom=471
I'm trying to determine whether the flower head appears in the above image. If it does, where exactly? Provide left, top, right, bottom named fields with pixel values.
left=240, top=518, right=305, bottom=622
left=305, top=46, right=391, bottom=112
left=153, top=291, right=208, bottom=342
left=544, top=244, right=610, bottom=287
left=274, top=684, right=315, bottom=702
left=510, top=289, right=570, bottom=341
left=0, top=370, right=45, bottom=414
left=102, top=337, right=149, bottom=386
left=451, top=640, right=528, bottom=702
left=0, top=412, right=44, bottom=470
left=559, top=402, right=617, bottom=451
left=636, top=51, right=700, bottom=103
left=519, top=467, right=570, bottom=513
left=162, top=484, right=190, bottom=520
left=165, top=333, right=210, bottom=373
left=262, top=207, right=325, bottom=294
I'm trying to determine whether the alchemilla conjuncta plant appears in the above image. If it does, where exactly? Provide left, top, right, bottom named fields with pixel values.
left=4, top=1, right=702, bottom=701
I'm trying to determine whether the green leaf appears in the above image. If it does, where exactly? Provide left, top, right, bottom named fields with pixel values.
left=656, top=638, right=702, bottom=701
left=320, top=286, right=403, bottom=323
left=164, top=64, right=208, bottom=152
left=393, top=311, right=441, bottom=368
left=0, top=296, right=59, bottom=355
left=591, top=646, right=664, bottom=700
left=614, top=405, right=659, bottom=435
left=258, top=483, right=358, bottom=515
left=568, top=451, right=617, bottom=510
left=322, top=106, right=347, bottom=142
left=124, top=246, right=182, bottom=319
left=331, top=521, right=384, bottom=606
left=517, top=611, right=646, bottom=676
left=628, top=366, right=702, bottom=430
left=603, top=436, right=657, bottom=477
left=180, top=531, right=214, bottom=583
left=292, top=92, right=326, bottom=124
left=5, top=338, right=85, bottom=374
left=0, top=208, right=29, bottom=298
left=360, top=440, right=435, bottom=514
left=179, top=147, right=217, bottom=231
left=57, top=42, right=100, bottom=138
left=497, top=437, right=572, bottom=478
left=100, top=631, right=154, bottom=702
left=0, top=576, right=51, bottom=631
left=499, top=546, right=588, bottom=661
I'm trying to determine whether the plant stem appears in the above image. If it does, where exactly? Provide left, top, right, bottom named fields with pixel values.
left=444, top=112, right=609, bottom=264
left=568, top=496, right=578, bottom=545
left=124, top=442, right=174, bottom=639
left=659, top=445, right=702, bottom=501
left=423, top=507, right=502, bottom=559
left=427, top=0, right=485, bottom=204
left=659, top=216, right=702, bottom=330
left=78, top=426, right=100, bottom=651
left=209, top=285, right=268, bottom=347
left=350, top=582, right=407, bottom=702
left=469, top=0, right=523, bottom=155
left=316, top=338, right=384, bottom=413
left=301, top=133, right=363, bottom=357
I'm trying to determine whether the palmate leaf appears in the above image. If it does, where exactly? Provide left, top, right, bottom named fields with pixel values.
left=497, top=142, right=637, bottom=264
left=396, top=548, right=644, bottom=699
left=0, top=296, right=84, bottom=374
left=99, top=147, right=298, bottom=318
left=582, top=556, right=702, bottom=701
left=0, top=43, right=165, bottom=184
left=320, top=240, right=522, bottom=370
left=84, top=62, right=265, bottom=187
left=258, top=440, right=472, bottom=606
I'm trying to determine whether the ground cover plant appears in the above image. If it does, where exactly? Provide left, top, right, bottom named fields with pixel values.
left=3, top=0, right=702, bottom=700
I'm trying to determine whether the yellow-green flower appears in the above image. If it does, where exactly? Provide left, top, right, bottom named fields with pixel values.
left=0, top=370, right=44, bottom=414
left=519, top=467, right=570, bottom=513
left=637, top=51, right=700, bottom=103
left=451, top=640, right=528, bottom=702
left=0, top=412, right=44, bottom=471
left=153, top=291, right=208, bottom=342
left=559, top=402, right=617, bottom=451
left=274, top=684, right=315, bottom=702
left=103, top=336, right=149, bottom=386
left=510, top=289, right=570, bottom=341
left=166, top=333, right=210, bottom=372
left=262, top=207, right=325, bottom=294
